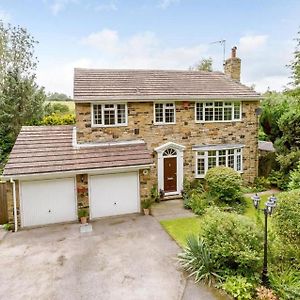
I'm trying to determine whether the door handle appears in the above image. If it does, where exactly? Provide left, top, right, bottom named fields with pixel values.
left=167, top=177, right=174, bottom=180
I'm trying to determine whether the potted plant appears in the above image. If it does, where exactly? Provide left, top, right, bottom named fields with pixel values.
left=78, top=208, right=88, bottom=224
left=141, top=198, right=153, bottom=215
left=150, top=184, right=160, bottom=202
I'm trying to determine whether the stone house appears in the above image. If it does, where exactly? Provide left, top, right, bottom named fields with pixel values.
left=2, top=47, right=261, bottom=229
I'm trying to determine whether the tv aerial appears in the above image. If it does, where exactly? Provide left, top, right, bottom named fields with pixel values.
left=210, top=39, right=226, bottom=63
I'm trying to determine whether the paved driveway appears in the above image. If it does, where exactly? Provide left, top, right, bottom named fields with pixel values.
left=0, top=215, right=223, bottom=300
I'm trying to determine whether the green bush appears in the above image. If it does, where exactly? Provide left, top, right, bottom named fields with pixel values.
left=199, top=208, right=263, bottom=276
left=182, top=178, right=204, bottom=209
left=178, top=235, right=221, bottom=286
left=221, top=275, right=254, bottom=300
left=268, top=170, right=289, bottom=190
left=270, top=268, right=300, bottom=300
left=273, top=189, right=300, bottom=244
left=288, top=162, right=300, bottom=190
left=40, top=113, right=76, bottom=125
left=189, top=192, right=210, bottom=216
left=205, top=166, right=243, bottom=203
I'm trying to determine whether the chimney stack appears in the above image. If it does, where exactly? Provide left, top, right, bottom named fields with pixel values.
left=224, top=46, right=241, bottom=81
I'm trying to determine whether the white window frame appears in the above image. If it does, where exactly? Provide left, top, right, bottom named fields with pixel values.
left=91, top=103, right=128, bottom=128
left=154, top=102, right=176, bottom=125
left=195, top=147, right=243, bottom=178
left=195, top=101, right=242, bottom=123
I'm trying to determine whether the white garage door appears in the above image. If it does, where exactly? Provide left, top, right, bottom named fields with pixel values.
left=20, top=178, right=77, bottom=227
left=89, top=172, right=139, bottom=219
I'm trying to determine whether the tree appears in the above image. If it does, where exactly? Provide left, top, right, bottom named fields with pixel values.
left=190, top=58, right=213, bottom=72
left=47, top=92, right=72, bottom=101
left=0, top=22, right=46, bottom=172
left=289, top=29, right=300, bottom=87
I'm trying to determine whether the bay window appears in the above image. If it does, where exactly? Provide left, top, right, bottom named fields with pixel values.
left=195, top=145, right=243, bottom=178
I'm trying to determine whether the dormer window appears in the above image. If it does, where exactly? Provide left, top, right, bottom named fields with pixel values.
left=154, top=102, right=176, bottom=124
left=92, top=103, right=127, bottom=127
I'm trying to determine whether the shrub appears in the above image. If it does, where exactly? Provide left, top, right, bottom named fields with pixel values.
left=189, top=192, right=210, bottom=216
left=273, top=189, right=300, bottom=244
left=221, top=275, right=254, bottom=300
left=268, top=170, right=289, bottom=190
left=288, top=162, right=300, bottom=190
left=199, top=208, right=263, bottom=276
left=150, top=184, right=160, bottom=202
left=205, top=166, right=243, bottom=203
left=40, top=113, right=75, bottom=125
left=182, top=178, right=204, bottom=209
left=270, top=268, right=300, bottom=300
left=2, top=223, right=12, bottom=231
left=178, top=235, right=221, bottom=286
left=78, top=208, right=88, bottom=218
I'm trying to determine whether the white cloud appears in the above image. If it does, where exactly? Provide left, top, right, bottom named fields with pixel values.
left=158, top=0, right=180, bottom=9
left=95, top=2, right=117, bottom=12
left=238, top=34, right=268, bottom=54
left=36, top=30, right=291, bottom=95
left=81, top=29, right=119, bottom=52
left=0, top=9, right=11, bottom=22
left=47, top=0, right=77, bottom=15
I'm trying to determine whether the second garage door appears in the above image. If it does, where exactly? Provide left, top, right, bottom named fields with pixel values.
left=89, top=172, right=139, bottom=219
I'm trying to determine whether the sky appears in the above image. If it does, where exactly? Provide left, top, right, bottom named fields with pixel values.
left=0, top=0, right=299, bottom=96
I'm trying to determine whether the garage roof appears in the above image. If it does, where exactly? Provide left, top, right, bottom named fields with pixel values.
left=73, top=68, right=261, bottom=102
left=3, top=126, right=152, bottom=177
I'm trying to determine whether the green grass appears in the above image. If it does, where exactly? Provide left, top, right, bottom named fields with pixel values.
left=160, top=192, right=280, bottom=248
left=160, top=217, right=202, bottom=248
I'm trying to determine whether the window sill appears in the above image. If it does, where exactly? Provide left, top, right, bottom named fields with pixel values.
left=195, top=120, right=242, bottom=124
left=91, top=123, right=128, bottom=128
left=153, top=122, right=176, bottom=125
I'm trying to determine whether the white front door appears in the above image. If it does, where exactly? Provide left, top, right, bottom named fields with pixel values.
left=20, top=178, right=77, bottom=227
left=89, top=172, right=139, bottom=219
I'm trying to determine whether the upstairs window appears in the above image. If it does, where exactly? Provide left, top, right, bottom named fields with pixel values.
left=195, top=101, right=241, bottom=122
left=154, top=103, right=176, bottom=124
left=92, top=103, right=127, bottom=127
left=195, top=146, right=243, bottom=178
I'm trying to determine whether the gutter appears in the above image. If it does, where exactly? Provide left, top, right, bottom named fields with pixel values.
left=2, top=163, right=154, bottom=181
left=10, top=178, right=18, bottom=232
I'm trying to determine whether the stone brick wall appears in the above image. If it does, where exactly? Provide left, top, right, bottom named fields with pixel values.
left=224, top=57, right=241, bottom=82
left=76, top=101, right=259, bottom=192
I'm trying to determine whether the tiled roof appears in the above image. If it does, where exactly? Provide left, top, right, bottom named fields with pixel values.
left=73, top=68, right=261, bottom=102
left=258, top=141, right=275, bottom=152
left=3, top=126, right=152, bottom=177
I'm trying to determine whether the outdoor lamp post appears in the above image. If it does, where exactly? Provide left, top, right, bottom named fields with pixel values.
left=251, top=193, right=277, bottom=287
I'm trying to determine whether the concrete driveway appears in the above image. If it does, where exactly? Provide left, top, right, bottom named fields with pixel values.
left=0, top=215, right=223, bottom=300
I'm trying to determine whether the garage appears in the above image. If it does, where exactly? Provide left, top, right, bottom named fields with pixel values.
left=89, top=172, right=139, bottom=219
left=20, top=178, right=77, bottom=227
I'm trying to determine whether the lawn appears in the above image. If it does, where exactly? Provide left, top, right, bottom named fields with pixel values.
left=160, top=192, right=279, bottom=248
left=160, top=217, right=202, bottom=248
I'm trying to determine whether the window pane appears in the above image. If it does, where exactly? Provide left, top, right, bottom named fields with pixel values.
left=205, top=106, right=214, bottom=121
left=234, top=102, right=241, bottom=119
left=236, top=154, right=241, bottom=171
left=197, top=158, right=205, bottom=175
left=208, top=157, right=216, bottom=169
left=165, top=103, right=175, bottom=123
left=197, top=151, right=205, bottom=156
left=208, top=150, right=216, bottom=157
left=93, top=104, right=102, bottom=125
left=155, top=104, right=163, bottom=123
left=196, top=103, right=203, bottom=121
left=104, top=109, right=115, bottom=125
left=104, top=104, right=114, bottom=109
left=228, top=153, right=234, bottom=168
left=219, top=156, right=226, bottom=166
left=224, top=107, right=232, bottom=120
left=117, top=104, right=126, bottom=124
